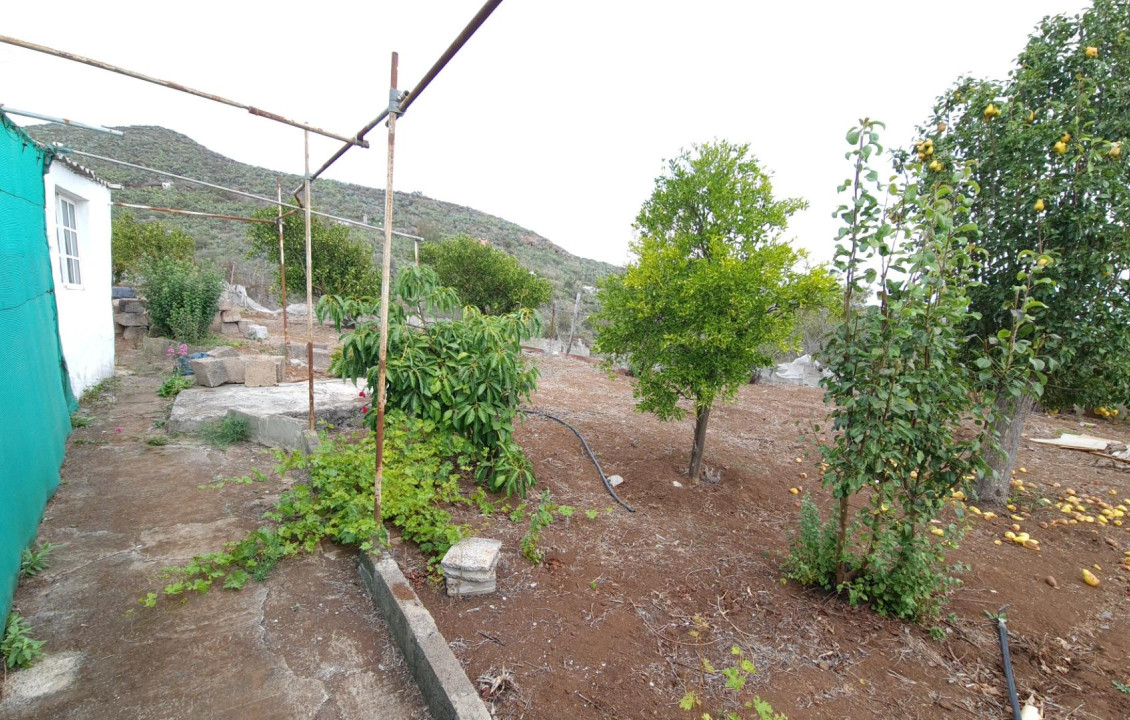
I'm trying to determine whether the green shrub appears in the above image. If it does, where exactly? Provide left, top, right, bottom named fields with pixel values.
left=247, top=210, right=379, bottom=299
left=2, top=613, right=44, bottom=670
left=19, top=542, right=53, bottom=578
left=197, top=415, right=250, bottom=449
left=140, top=258, right=222, bottom=344
left=112, top=212, right=196, bottom=284
left=419, top=234, right=552, bottom=314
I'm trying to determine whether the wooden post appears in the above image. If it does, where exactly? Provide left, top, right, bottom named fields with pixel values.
left=565, top=289, right=581, bottom=356
left=374, top=52, right=399, bottom=534
left=549, top=301, right=557, bottom=340
left=277, top=177, right=289, bottom=366
left=304, top=131, right=315, bottom=430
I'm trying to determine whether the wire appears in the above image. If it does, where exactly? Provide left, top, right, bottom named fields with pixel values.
left=519, top=408, right=634, bottom=513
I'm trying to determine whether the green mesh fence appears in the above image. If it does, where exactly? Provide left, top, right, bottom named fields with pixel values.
left=0, top=113, right=75, bottom=622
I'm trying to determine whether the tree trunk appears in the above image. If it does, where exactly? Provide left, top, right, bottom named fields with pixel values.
left=688, top=405, right=711, bottom=482
left=978, top=392, right=1036, bottom=509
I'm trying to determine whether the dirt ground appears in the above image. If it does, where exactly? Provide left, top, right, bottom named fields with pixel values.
left=396, top=354, right=1130, bottom=720
left=0, top=338, right=427, bottom=719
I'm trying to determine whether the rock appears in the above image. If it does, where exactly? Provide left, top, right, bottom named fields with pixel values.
left=220, top=321, right=242, bottom=336
left=206, top=346, right=240, bottom=359
left=608, top=474, right=624, bottom=488
left=113, top=311, right=148, bottom=327
left=111, top=286, right=137, bottom=299
left=237, top=320, right=251, bottom=334
left=312, top=348, right=332, bottom=371
left=114, top=323, right=125, bottom=336
left=442, top=537, right=502, bottom=597
left=190, top=357, right=229, bottom=387
left=167, top=379, right=365, bottom=434
left=217, top=299, right=236, bottom=312
left=244, top=356, right=281, bottom=387
left=246, top=324, right=269, bottom=341
left=220, top=357, right=246, bottom=384
left=672, top=480, right=683, bottom=488
left=117, top=298, right=145, bottom=314
left=221, top=309, right=242, bottom=323
left=122, top=326, right=146, bottom=341
left=141, top=337, right=175, bottom=356
left=1045, top=575, right=1058, bottom=589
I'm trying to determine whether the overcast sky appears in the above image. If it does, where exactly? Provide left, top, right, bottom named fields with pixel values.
left=2, top=0, right=1091, bottom=266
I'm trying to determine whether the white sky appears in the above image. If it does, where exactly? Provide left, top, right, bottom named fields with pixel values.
left=1, top=0, right=1090, bottom=267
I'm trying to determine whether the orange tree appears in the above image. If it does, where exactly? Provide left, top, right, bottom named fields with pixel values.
left=918, top=0, right=1130, bottom=506
left=593, top=140, right=836, bottom=482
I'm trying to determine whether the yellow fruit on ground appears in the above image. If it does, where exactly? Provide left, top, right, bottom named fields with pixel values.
left=1014, top=532, right=1030, bottom=544
left=1054, top=140, right=1068, bottom=155
left=1085, top=46, right=1099, bottom=58
left=969, top=506, right=982, bottom=515
left=1066, top=489, right=1076, bottom=495
left=789, top=487, right=799, bottom=495
left=1093, top=564, right=1101, bottom=571
left=983, top=512, right=997, bottom=520
left=1011, top=523, right=1022, bottom=532
left=930, top=527, right=945, bottom=537
left=1007, top=504, right=1017, bottom=511
left=994, top=539, right=1003, bottom=545
left=1082, top=569, right=1100, bottom=586
left=1004, top=531, right=1016, bottom=540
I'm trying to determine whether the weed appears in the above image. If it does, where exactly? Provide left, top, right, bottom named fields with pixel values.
left=508, top=503, right=527, bottom=524
left=198, top=469, right=267, bottom=490
left=146, top=436, right=169, bottom=447
left=1113, top=680, right=1130, bottom=694
left=2, top=613, right=44, bottom=670
left=197, top=415, right=250, bottom=450
left=929, top=626, right=946, bottom=641
left=521, top=490, right=555, bottom=564
left=678, top=645, right=786, bottom=720
left=20, top=542, right=53, bottom=578
left=80, top=377, right=119, bottom=407
left=157, top=373, right=195, bottom=398
left=70, top=414, right=92, bottom=429
left=585, top=509, right=600, bottom=520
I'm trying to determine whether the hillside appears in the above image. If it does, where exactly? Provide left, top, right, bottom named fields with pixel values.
left=27, top=124, right=616, bottom=327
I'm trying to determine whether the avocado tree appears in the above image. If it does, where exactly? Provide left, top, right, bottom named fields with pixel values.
left=418, top=234, right=552, bottom=315
left=920, top=0, right=1130, bottom=506
left=593, top=140, right=836, bottom=482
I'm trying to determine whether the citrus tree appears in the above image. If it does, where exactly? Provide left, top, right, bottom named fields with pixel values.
left=111, top=212, right=195, bottom=284
left=419, top=234, right=552, bottom=314
left=919, top=0, right=1130, bottom=505
left=593, top=140, right=836, bottom=482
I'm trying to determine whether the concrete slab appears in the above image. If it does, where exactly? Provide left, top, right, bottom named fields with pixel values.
left=168, top=379, right=364, bottom=434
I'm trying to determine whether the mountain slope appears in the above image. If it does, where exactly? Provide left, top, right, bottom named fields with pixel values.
left=27, top=124, right=617, bottom=313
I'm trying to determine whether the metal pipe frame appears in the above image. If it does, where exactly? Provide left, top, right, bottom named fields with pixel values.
left=113, top=202, right=272, bottom=224
left=0, top=34, right=367, bottom=148
left=0, top=104, right=123, bottom=136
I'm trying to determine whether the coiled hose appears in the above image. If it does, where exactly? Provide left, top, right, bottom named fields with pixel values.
left=520, top=408, right=635, bottom=513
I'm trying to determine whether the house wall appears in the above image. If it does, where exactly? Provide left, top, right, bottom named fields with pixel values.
left=44, top=163, right=115, bottom=397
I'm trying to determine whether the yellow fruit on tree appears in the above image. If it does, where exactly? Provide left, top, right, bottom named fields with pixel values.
left=1061, top=132, right=1072, bottom=143
left=929, top=160, right=943, bottom=172
left=1025, top=109, right=1035, bottom=123
left=1037, top=256, right=1049, bottom=266
left=1034, top=199, right=1045, bottom=212
left=1054, top=140, right=1068, bottom=155
left=1085, top=46, right=1099, bottom=58
left=1111, top=142, right=1122, bottom=159
left=984, top=103, right=1000, bottom=119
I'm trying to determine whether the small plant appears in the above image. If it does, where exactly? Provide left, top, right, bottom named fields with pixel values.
left=146, top=436, right=169, bottom=447
left=197, top=415, right=250, bottom=450
left=198, top=470, right=267, bottom=490
left=79, top=377, right=118, bottom=407
left=2, top=612, right=45, bottom=670
left=520, top=490, right=556, bottom=564
left=678, top=645, right=786, bottom=720
left=157, top=373, right=195, bottom=398
left=20, top=542, right=53, bottom=578
left=1113, top=680, right=1130, bottom=694
left=585, top=509, right=600, bottom=520
left=70, top=414, right=91, bottom=429
left=508, top=504, right=527, bottom=524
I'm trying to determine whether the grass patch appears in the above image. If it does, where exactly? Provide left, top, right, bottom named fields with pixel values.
left=70, top=414, right=92, bottom=429
left=146, top=436, right=169, bottom=447
left=79, top=377, right=119, bottom=407
left=197, top=415, right=250, bottom=450
left=157, top=373, right=195, bottom=398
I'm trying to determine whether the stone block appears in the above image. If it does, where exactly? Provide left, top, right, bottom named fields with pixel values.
left=237, top=319, right=251, bottom=334
left=444, top=577, right=497, bottom=596
left=245, top=323, right=269, bottom=341
left=206, top=346, right=240, bottom=359
left=112, top=298, right=121, bottom=310
left=220, top=322, right=242, bottom=336
left=118, top=298, right=145, bottom=314
left=123, top=326, right=146, bottom=341
left=217, top=299, right=235, bottom=312
left=113, top=311, right=148, bottom=327
left=220, top=356, right=245, bottom=384
left=114, top=323, right=125, bottom=336
left=142, top=337, right=175, bottom=356
left=190, top=357, right=229, bottom=387
left=244, top=356, right=280, bottom=387
left=221, top=309, right=242, bottom=322
left=442, top=537, right=501, bottom=597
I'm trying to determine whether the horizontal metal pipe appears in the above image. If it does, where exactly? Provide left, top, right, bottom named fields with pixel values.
left=293, top=108, right=391, bottom=199
left=0, top=104, right=123, bottom=135
left=113, top=202, right=274, bottom=224
left=60, top=146, right=422, bottom=239
left=0, top=34, right=368, bottom=148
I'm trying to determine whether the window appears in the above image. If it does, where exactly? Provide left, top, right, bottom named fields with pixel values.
left=56, top=195, right=82, bottom=286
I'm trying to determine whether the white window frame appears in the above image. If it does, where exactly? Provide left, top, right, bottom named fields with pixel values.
left=56, top=193, right=83, bottom=289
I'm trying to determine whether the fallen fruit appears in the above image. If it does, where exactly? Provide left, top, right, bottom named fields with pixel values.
left=1082, top=568, right=1100, bottom=586
left=789, top=487, right=799, bottom=495
left=994, top=539, right=1003, bottom=546
left=930, top=527, right=945, bottom=537
left=1045, top=576, right=1058, bottom=588
left=799, top=472, right=808, bottom=479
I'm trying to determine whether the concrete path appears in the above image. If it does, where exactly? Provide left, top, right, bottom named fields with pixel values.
left=1, top=344, right=426, bottom=719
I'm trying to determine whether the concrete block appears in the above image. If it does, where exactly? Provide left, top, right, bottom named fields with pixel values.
left=114, top=311, right=148, bottom=327
left=112, top=298, right=121, bottom=310
left=217, top=299, right=235, bottom=312
left=237, top=319, right=251, bottom=334
left=359, top=553, right=492, bottom=720
left=221, top=309, right=242, bottom=322
left=114, top=323, right=125, bottom=336
left=274, top=356, right=285, bottom=382
left=123, top=326, right=146, bottom=341
left=244, top=356, right=279, bottom=387
left=443, top=577, right=497, bottom=596
left=441, top=538, right=501, bottom=597
left=220, top=356, right=246, bottom=384
left=206, top=346, right=240, bottom=359
left=190, top=357, right=229, bottom=387
left=117, top=298, right=145, bottom=314
left=142, top=337, right=175, bottom=356
left=246, top=323, right=269, bottom=341
left=220, top=321, right=242, bottom=336
left=167, top=379, right=365, bottom=434
left=312, top=348, right=332, bottom=372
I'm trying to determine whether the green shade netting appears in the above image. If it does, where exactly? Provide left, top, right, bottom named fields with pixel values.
left=0, top=112, right=75, bottom=622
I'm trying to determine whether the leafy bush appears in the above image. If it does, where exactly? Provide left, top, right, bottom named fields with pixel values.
left=139, top=257, right=222, bottom=343
left=419, top=234, right=553, bottom=314
left=247, top=210, right=380, bottom=299
left=2, top=613, right=44, bottom=670
left=141, top=413, right=475, bottom=606
left=112, top=212, right=196, bottom=284
left=319, top=264, right=540, bottom=496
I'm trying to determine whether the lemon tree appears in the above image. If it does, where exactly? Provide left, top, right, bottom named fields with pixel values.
left=919, top=0, right=1130, bottom=505
left=593, top=140, right=836, bottom=482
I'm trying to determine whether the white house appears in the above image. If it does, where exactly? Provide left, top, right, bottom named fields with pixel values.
left=43, top=156, right=116, bottom=398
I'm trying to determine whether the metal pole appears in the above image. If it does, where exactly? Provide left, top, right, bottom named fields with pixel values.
left=0, top=35, right=367, bottom=147
left=59, top=147, right=422, bottom=239
left=277, top=178, right=289, bottom=367
left=414, top=238, right=419, bottom=265
left=550, top=301, right=557, bottom=340
left=304, top=131, right=315, bottom=430
left=375, top=51, right=400, bottom=536
left=565, top=289, right=581, bottom=356
left=0, top=104, right=122, bottom=135
left=111, top=202, right=272, bottom=224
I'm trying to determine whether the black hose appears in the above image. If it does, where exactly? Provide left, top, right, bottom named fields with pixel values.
left=995, top=614, right=1023, bottom=720
left=519, top=408, right=635, bottom=513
